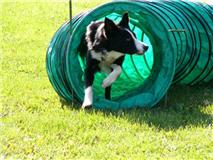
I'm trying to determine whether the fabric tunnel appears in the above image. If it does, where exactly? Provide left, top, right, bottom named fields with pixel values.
left=46, top=0, right=213, bottom=110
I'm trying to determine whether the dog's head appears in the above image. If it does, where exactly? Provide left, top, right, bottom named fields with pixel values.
left=92, top=13, right=149, bottom=55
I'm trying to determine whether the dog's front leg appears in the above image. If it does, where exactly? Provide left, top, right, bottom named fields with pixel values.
left=102, top=64, right=122, bottom=89
left=81, top=66, right=95, bottom=109
left=105, top=85, right=112, bottom=100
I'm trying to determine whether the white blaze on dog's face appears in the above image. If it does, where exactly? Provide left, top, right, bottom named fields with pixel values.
left=124, top=29, right=149, bottom=55
left=104, top=13, right=149, bottom=55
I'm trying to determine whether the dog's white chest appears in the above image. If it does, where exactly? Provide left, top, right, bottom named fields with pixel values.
left=91, top=51, right=124, bottom=73
left=104, top=51, right=124, bottom=64
left=91, top=51, right=124, bottom=64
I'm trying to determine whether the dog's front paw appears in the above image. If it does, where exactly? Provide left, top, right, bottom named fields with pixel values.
left=102, top=78, right=111, bottom=88
left=82, top=86, right=93, bottom=109
left=81, top=104, right=92, bottom=109
left=81, top=101, right=92, bottom=109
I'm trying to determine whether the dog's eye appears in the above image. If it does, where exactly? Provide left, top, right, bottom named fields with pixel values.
left=126, top=38, right=131, bottom=41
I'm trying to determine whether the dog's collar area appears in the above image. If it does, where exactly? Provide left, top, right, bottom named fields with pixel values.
left=89, top=49, right=108, bottom=55
left=101, top=49, right=108, bottom=55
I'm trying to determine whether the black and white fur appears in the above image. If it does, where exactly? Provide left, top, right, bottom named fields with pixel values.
left=78, top=13, right=149, bottom=109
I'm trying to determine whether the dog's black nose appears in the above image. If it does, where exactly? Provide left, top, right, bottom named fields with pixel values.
left=144, top=45, right=149, bottom=51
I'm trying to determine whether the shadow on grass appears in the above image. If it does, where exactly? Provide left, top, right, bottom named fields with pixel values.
left=61, top=81, right=213, bottom=130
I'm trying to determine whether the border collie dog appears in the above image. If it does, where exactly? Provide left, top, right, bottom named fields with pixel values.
left=79, top=13, right=149, bottom=109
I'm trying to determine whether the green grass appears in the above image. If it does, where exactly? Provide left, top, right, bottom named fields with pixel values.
left=1, top=0, right=213, bottom=159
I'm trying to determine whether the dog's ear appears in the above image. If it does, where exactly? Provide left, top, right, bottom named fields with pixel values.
left=104, top=17, right=118, bottom=36
left=118, top=12, right=129, bottom=28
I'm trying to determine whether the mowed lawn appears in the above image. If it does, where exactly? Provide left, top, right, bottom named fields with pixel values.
left=1, top=0, right=213, bottom=159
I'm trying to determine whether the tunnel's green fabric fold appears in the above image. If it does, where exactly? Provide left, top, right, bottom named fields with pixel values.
left=46, top=0, right=213, bottom=109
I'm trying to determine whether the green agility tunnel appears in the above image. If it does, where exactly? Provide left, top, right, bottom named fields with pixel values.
left=46, top=0, right=213, bottom=110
